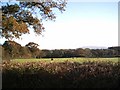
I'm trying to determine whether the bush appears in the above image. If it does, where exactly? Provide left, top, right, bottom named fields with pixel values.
left=2, top=61, right=120, bottom=88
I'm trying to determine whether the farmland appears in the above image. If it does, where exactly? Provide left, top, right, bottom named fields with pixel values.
left=2, top=58, right=120, bottom=88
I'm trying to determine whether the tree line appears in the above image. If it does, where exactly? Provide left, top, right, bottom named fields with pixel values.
left=1, top=40, right=120, bottom=60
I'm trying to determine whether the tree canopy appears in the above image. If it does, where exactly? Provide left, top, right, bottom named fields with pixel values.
left=1, top=0, right=67, bottom=40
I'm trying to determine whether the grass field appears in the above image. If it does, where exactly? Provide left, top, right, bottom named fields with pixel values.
left=11, top=57, right=119, bottom=63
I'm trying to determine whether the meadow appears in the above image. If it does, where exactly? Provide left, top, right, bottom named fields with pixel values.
left=2, top=58, right=120, bottom=88
left=11, top=57, right=119, bottom=63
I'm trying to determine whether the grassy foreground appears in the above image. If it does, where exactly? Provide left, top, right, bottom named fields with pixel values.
left=2, top=58, right=120, bottom=88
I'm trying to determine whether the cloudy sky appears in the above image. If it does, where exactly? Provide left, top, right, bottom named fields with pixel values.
left=1, top=0, right=119, bottom=49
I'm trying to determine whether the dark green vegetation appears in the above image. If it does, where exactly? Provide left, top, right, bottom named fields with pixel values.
left=1, top=40, right=120, bottom=60
left=2, top=60, right=120, bottom=88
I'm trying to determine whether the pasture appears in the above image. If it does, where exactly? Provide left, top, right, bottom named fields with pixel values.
left=11, top=57, right=119, bottom=63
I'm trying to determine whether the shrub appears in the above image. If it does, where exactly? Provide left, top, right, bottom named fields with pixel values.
left=2, top=60, right=120, bottom=88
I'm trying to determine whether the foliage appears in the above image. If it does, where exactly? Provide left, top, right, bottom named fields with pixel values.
left=2, top=41, right=39, bottom=59
left=1, top=40, right=120, bottom=59
left=40, top=47, right=120, bottom=58
left=2, top=40, right=22, bottom=59
left=25, top=42, right=40, bottom=58
left=19, top=46, right=32, bottom=58
left=2, top=60, right=120, bottom=88
left=1, top=0, right=67, bottom=40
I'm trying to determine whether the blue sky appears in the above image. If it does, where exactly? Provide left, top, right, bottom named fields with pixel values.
left=0, top=1, right=119, bottom=49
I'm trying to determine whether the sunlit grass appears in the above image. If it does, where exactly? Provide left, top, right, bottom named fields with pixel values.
left=11, top=58, right=119, bottom=63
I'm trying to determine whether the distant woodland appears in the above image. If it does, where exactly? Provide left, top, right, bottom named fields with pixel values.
left=1, top=40, right=120, bottom=60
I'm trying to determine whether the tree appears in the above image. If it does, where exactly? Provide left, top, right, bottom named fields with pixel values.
left=51, top=49, right=62, bottom=58
left=1, top=0, right=67, bottom=40
left=2, top=40, right=22, bottom=59
left=108, top=46, right=120, bottom=57
left=19, top=46, right=32, bottom=58
left=41, top=49, right=52, bottom=58
left=75, top=48, right=86, bottom=57
left=25, top=42, right=40, bottom=58
left=84, top=48, right=92, bottom=57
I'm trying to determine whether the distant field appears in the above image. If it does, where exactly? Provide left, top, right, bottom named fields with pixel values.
left=11, top=58, right=119, bottom=63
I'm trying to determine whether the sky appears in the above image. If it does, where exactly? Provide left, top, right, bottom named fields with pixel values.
left=0, top=0, right=119, bottom=49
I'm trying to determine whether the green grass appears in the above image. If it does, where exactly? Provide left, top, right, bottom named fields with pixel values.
left=11, top=58, right=119, bottom=63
